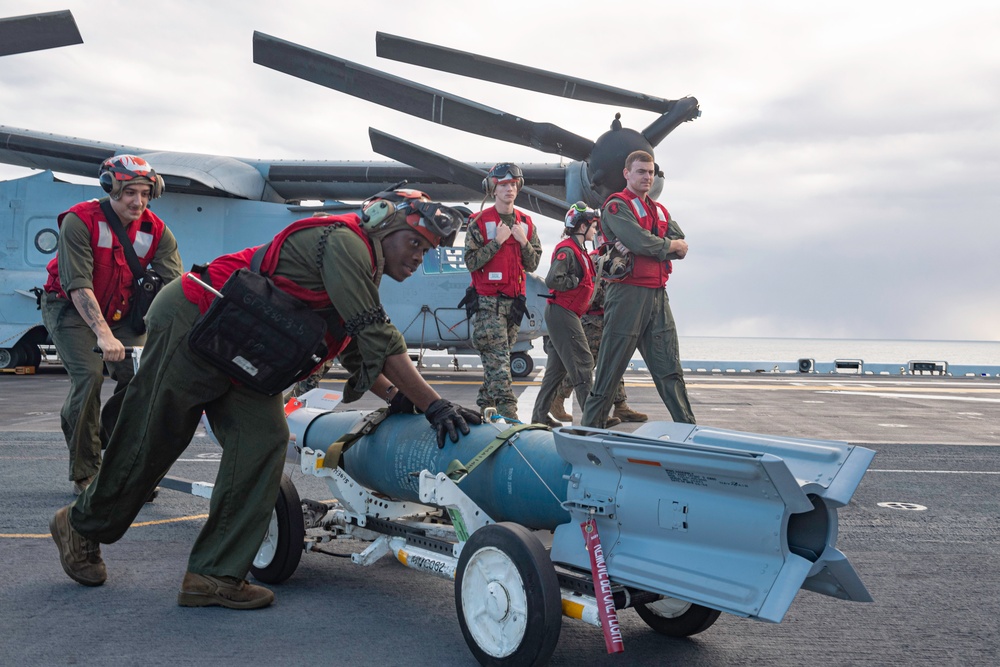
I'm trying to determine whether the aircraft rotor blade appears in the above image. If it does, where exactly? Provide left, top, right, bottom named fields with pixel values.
left=253, top=32, right=594, bottom=161
left=369, top=128, right=570, bottom=220
left=0, top=10, right=83, bottom=57
left=641, top=96, right=701, bottom=147
left=376, top=32, right=677, bottom=115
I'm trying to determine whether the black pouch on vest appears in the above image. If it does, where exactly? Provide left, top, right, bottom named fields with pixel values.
left=130, top=270, right=163, bottom=333
left=187, top=266, right=328, bottom=396
left=457, top=285, right=479, bottom=319
left=508, top=294, right=528, bottom=326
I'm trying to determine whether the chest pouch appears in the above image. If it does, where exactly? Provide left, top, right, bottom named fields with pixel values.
left=187, top=264, right=328, bottom=396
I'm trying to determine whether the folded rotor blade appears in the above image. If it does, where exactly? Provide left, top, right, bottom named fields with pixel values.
left=369, top=129, right=570, bottom=220
left=377, top=32, right=677, bottom=115
left=0, top=10, right=83, bottom=57
left=253, top=32, right=594, bottom=161
left=641, top=96, right=701, bottom=147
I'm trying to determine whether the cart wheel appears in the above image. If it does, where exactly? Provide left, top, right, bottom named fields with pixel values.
left=634, top=597, right=721, bottom=637
left=250, top=473, right=304, bottom=584
left=455, top=523, right=561, bottom=666
left=509, top=352, right=533, bottom=378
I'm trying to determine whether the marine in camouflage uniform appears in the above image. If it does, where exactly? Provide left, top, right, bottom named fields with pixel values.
left=287, top=358, right=334, bottom=399
left=465, top=164, right=542, bottom=421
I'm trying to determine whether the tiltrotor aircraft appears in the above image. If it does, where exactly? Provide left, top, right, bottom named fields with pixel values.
left=0, top=28, right=699, bottom=374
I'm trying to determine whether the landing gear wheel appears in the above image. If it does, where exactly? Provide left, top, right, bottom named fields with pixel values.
left=455, top=522, right=561, bottom=666
left=16, top=342, right=41, bottom=369
left=509, top=352, right=533, bottom=378
left=634, top=597, right=721, bottom=637
left=250, top=473, right=304, bottom=585
left=0, top=348, right=14, bottom=369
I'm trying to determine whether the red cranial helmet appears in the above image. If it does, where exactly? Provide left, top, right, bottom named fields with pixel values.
left=98, top=155, right=164, bottom=199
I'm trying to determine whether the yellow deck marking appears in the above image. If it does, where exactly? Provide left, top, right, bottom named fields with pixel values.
left=2, top=513, right=210, bottom=539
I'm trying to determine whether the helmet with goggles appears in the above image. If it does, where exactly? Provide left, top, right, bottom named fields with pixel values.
left=98, top=154, right=164, bottom=199
left=360, top=188, right=460, bottom=247
left=564, top=201, right=599, bottom=231
left=481, top=162, right=524, bottom=196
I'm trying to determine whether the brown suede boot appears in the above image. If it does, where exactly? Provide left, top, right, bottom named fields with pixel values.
left=613, top=403, right=648, bottom=422
left=549, top=399, right=572, bottom=422
left=177, top=572, right=274, bottom=610
left=605, top=416, right=622, bottom=428
left=50, top=505, right=106, bottom=587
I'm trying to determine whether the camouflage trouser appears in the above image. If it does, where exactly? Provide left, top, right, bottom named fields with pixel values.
left=472, top=296, right=521, bottom=417
left=556, top=313, right=627, bottom=406
left=288, top=358, right=335, bottom=399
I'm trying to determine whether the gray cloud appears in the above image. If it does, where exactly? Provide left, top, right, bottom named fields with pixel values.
left=2, top=0, right=997, bottom=341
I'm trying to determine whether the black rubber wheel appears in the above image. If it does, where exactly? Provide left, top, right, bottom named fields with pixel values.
left=634, top=598, right=721, bottom=637
left=16, top=342, right=42, bottom=369
left=509, top=352, right=533, bottom=378
left=455, top=523, right=562, bottom=666
left=249, top=473, right=304, bottom=584
left=0, top=348, right=15, bottom=369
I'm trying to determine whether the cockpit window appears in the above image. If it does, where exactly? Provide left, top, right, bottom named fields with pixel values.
left=422, top=247, right=467, bottom=274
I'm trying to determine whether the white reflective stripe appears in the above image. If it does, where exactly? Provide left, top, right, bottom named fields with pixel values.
left=484, top=221, right=497, bottom=240
left=133, top=231, right=153, bottom=258
left=96, top=221, right=113, bottom=248
left=657, top=207, right=667, bottom=222
left=630, top=197, right=647, bottom=219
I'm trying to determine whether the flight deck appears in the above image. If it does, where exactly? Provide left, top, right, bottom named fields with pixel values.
left=1, top=366, right=997, bottom=666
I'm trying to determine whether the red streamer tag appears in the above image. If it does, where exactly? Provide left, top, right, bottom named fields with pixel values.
left=581, top=518, right=625, bottom=654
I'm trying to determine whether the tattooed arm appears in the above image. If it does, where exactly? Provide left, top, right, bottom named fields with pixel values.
left=69, top=289, right=126, bottom=362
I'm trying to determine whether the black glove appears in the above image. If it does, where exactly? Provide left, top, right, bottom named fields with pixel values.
left=388, top=391, right=418, bottom=415
left=425, top=399, right=482, bottom=448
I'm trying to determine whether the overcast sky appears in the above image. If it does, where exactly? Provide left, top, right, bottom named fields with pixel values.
left=2, top=1, right=998, bottom=342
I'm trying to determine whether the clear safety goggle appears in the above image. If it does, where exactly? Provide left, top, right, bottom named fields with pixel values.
left=403, top=200, right=462, bottom=239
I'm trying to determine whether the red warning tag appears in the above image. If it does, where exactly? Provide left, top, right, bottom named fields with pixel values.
left=581, top=518, right=625, bottom=654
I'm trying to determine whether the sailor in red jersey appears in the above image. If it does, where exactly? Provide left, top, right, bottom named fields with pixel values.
left=531, top=203, right=598, bottom=426
left=582, top=150, right=696, bottom=427
left=40, top=155, right=182, bottom=494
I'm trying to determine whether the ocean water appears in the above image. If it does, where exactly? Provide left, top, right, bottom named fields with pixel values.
left=677, top=336, right=1000, bottom=366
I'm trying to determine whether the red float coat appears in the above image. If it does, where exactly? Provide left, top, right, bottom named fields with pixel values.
left=44, top=200, right=168, bottom=323
left=546, top=238, right=596, bottom=317
left=181, top=215, right=375, bottom=365
left=469, top=207, right=534, bottom=298
left=603, top=189, right=673, bottom=289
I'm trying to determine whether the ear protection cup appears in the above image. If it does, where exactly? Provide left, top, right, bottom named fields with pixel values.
left=99, top=171, right=115, bottom=194
left=151, top=174, right=165, bottom=199
left=360, top=200, right=395, bottom=231
left=482, top=176, right=492, bottom=195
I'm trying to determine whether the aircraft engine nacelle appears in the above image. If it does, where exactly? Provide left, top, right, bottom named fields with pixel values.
left=566, top=159, right=664, bottom=212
